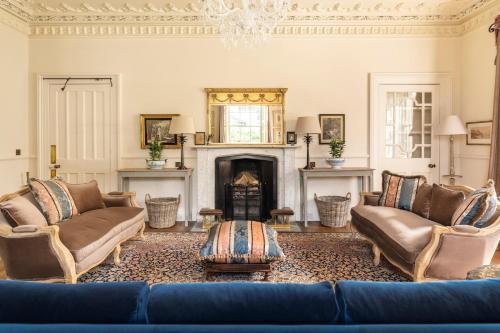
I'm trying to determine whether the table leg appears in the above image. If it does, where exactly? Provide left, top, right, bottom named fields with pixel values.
left=184, top=175, right=189, bottom=227
left=303, top=175, right=308, bottom=228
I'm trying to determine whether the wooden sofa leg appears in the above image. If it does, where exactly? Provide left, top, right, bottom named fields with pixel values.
left=65, top=274, right=78, bottom=284
left=139, top=222, right=146, bottom=240
left=372, top=244, right=381, bottom=266
left=113, top=245, right=121, bottom=266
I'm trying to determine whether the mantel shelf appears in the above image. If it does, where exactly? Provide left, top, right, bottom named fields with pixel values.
left=192, top=145, right=299, bottom=149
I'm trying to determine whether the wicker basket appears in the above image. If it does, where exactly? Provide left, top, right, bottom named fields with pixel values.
left=314, top=192, right=351, bottom=228
left=145, top=194, right=180, bottom=229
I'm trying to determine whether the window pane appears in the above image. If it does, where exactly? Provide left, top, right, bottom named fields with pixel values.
left=385, top=91, right=432, bottom=159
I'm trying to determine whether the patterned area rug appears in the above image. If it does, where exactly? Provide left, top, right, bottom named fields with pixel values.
left=80, top=232, right=409, bottom=284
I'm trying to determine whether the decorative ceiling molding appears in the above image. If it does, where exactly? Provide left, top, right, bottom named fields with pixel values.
left=1, top=0, right=498, bottom=37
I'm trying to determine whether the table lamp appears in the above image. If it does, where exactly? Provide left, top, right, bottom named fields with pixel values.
left=170, top=116, right=195, bottom=170
left=436, top=114, right=467, bottom=185
left=295, top=116, right=321, bottom=170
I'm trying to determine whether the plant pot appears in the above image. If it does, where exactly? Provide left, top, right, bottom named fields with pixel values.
left=326, top=158, right=345, bottom=169
left=146, top=159, right=167, bottom=169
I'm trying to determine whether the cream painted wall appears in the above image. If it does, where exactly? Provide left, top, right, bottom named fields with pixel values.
left=0, top=22, right=29, bottom=193
left=28, top=36, right=460, bottom=219
left=460, top=23, right=496, bottom=188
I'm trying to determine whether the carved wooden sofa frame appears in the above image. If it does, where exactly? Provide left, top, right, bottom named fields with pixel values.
left=0, top=188, right=145, bottom=284
left=355, top=185, right=500, bottom=282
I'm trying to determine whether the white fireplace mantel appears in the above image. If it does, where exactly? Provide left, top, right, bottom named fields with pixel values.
left=194, top=146, right=298, bottom=216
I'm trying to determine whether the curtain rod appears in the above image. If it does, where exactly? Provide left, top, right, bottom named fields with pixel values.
left=43, top=77, right=113, bottom=91
left=489, top=23, right=497, bottom=33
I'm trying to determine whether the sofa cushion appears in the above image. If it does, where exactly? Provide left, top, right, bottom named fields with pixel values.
left=0, top=280, right=149, bottom=324
left=147, top=281, right=337, bottom=324
left=378, top=171, right=426, bottom=211
left=335, top=279, right=500, bottom=324
left=59, top=207, right=144, bottom=262
left=199, top=220, right=284, bottom=264
left=0, top=196, right=48, bottom=227
left=66, top=180, right=105, bottom=214
left=429, top=184, right=465, bottom=226
left=29, top=179, right=78, bottom=225
left=451, top=180, right=498, bottom=228
left=351, top=205, right=439, bottom=263
left=411, top=182, right=433, bottom=219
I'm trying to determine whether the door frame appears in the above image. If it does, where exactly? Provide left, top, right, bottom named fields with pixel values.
left=369, top=73, right=453, bottom=188
left=36, top=73, right=122, bottom=189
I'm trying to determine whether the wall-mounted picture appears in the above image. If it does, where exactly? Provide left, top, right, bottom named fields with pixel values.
left=466, top=121, right=492, bottom=145
left=286, top=131, right=297, bottom=145
left=195, top=132, right=206, bottom=145
left=319, top=114, right=345, bottom=144
left=140, top=114, right=180, bottom=149
left=465, top=120, right=493, bottom=145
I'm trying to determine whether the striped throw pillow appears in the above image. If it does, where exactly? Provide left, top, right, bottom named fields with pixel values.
left=199, top=220, right=285, bottom=264
left=378, top=171, right=427, bottom=211
left=451, top=180, right=498, bottom=228
left=29, top=179, right=78, bottom=225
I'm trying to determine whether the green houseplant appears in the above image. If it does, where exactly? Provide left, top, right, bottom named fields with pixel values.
left=146, top=139, right=167, bottom=169
left=326, top=137, right=346, bottom=169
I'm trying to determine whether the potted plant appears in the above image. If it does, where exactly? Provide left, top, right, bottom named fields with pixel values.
left=146, top=139, right=167, bottom=169
left=326, top=138, right=346, bottom=169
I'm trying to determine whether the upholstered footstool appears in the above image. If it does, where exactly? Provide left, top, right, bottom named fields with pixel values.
left=199, top=208, right=224, bottom=230
left=270, top=207, right=294, bottom=230
left=199, top=220, right=285, bottom=280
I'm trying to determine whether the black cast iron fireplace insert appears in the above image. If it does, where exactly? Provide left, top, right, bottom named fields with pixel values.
left=215, top=155, right=278, bottom=221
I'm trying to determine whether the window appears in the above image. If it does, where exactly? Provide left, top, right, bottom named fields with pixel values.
left=226, top=105, right=268, bottom=143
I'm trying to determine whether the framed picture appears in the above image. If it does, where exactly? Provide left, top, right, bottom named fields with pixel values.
left=140, top=114, right=180, bottom=149
left=286, top=131, right=297, bottom=145
left=466, top=121, right=493, bottom=145
left=195, top=132, right=206, bottom=145
left=319, top=114, right=345, bottom=144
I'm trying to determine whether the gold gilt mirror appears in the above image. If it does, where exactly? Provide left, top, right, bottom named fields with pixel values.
left=205, top=88, right=287, bottom=145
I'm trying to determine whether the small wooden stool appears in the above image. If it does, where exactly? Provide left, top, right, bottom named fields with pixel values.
left=199, top=208, right=223, bottom=229
left=270, top=207, right=294, bottom=230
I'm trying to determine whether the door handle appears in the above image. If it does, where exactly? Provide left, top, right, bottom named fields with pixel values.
left=428, top=163, right=436, bottom=168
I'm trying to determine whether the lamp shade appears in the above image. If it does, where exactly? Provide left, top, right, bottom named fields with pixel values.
left=169, top=116, right=195, bottom=134
left=436, top=115, right=467, bottom=136
left=295, top=116, right=321, bottom=135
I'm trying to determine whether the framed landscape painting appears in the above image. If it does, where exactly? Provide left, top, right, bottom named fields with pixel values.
left=140, top=114, right=180, bottom=149
left=466, top=121, right=492, bottom=145
left=319, top=114, right=345, bottom=144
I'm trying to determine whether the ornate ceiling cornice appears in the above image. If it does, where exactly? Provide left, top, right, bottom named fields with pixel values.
left=1, top=0, right=498, bottom=37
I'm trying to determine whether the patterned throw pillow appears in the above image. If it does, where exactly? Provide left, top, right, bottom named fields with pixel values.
left=199, top=220, right=285, bottom=264
left=378, top=171, right=427, bottom=211
left=451, top=180, right=498, bottom=228
left=29, top=179, right=78, bottom=225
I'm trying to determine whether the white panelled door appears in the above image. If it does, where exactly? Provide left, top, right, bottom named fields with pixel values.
left=39, top=79, right=117, bottom=192
left=376, top=84, right=440, bottom=185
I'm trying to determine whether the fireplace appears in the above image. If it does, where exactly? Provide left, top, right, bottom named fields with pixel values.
left=215, top=155, right=277, bottom=221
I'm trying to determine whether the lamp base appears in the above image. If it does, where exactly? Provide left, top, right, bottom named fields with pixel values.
left=177, top=165, right=188, bottom=170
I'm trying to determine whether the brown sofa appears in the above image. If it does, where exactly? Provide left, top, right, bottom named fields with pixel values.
left=351, top=185, right=500, bottom=281
left=0, top=187, right=145, bottom=284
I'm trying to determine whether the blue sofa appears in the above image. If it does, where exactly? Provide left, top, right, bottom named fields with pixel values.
left=0, top=279, right=499, bottom=332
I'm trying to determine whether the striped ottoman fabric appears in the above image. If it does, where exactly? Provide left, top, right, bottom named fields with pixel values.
left=199, top=220, right=285, bottom=264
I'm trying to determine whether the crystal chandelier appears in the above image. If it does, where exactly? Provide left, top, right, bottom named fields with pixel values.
left=201, top=0, right=290, bottom=47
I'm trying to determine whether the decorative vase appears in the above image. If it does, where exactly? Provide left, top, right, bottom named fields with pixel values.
left=326, top=158, right=345, bottom=169
left=146, top=159, right=166, bottom=169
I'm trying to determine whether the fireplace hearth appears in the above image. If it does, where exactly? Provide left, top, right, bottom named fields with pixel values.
left=215, top=155, right=277, bottom=221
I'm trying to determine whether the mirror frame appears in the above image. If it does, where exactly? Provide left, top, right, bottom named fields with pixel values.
left=205, top=88, right=287, bottom=146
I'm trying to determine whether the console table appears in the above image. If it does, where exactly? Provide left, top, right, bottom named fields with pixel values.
left=299, top=167, right=374, bottom=227
left=117, top=168, right=193, bottom=226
